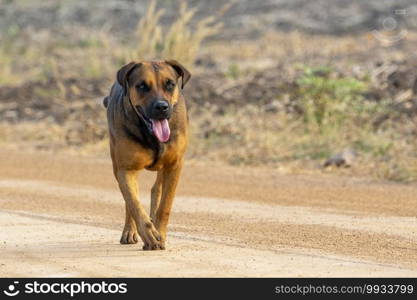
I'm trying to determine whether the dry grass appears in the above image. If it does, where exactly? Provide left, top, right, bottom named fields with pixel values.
left=187, top=104, right=417, bottom=182
left=129, top=0, right=226, bottom=66
left=0, top=0, right=227, bottom=84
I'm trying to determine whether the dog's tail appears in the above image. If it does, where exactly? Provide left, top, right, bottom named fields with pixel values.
left=103, top=96, right=109, bottom=108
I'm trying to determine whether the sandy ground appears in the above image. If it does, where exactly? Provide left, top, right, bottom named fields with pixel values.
left=0, top=149, right=417, bottom=277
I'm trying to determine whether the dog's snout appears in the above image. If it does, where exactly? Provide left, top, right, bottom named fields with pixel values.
left=154, top=101, right=169, bottom=112
left=150, top=100, right=171, bottom=120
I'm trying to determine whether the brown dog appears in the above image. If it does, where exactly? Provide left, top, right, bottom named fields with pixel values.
left=103, top=60, right=190, bottom=250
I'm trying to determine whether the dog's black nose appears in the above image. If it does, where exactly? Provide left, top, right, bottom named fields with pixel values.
left=154, top=101, right=169, bottom=112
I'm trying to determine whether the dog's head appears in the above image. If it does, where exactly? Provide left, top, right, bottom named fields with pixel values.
left=117, top=60, right=191, bottom=143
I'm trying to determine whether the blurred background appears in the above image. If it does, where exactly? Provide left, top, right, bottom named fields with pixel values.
left=1, top=0, right=417, bottom=182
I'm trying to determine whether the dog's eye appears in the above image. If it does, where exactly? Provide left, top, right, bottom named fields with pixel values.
left=136, top=82, right=150, bottom=93
left=165, top=80, right=175, bottom=92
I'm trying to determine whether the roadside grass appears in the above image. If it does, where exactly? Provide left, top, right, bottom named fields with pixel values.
left=187, top=65, right=417, bottom=182
left=187, top=105, right=417, bottom=182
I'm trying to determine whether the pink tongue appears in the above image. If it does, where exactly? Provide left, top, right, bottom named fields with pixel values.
left=151, top=119, right=170, bottom=142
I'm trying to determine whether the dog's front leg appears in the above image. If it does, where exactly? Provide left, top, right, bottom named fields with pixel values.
left=116, top=169, right=163, bottom=250
left=120, top=205, right=139, bottom=244
left=150, top=170, right=163, bottom=223
left=155, top=160, right=183, bottom=248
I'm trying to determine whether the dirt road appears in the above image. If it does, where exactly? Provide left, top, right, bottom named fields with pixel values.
left=0, top=149, right=416, bottom=277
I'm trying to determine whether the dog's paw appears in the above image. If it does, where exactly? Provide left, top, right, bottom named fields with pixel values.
left=142, top=241, right=165, bottom=251
left=120, top=230, right=139, bottom=244
left=138, top=221, right=164, bottom=250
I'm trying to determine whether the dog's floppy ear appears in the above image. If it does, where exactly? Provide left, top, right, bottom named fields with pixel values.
left=117, top=62, right=141, bottom=95
left=165, top=60, right=191, bottom=89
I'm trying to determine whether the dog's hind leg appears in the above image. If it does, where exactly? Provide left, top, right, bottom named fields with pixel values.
left=150, top=171, right=163, bottom=223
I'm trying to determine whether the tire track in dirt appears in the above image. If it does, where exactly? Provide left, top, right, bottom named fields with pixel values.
left=1, top=179, right=416, bottom=240
left=2, top=150, right=417, bottom=217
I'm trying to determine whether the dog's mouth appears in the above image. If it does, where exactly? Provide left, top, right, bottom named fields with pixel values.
left=133, top=105, right=171, bottom=143
left=151, top=119, right=170, bottom=143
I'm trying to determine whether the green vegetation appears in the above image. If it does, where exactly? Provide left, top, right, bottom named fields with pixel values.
left=296, top=66, right=367, bottom=129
